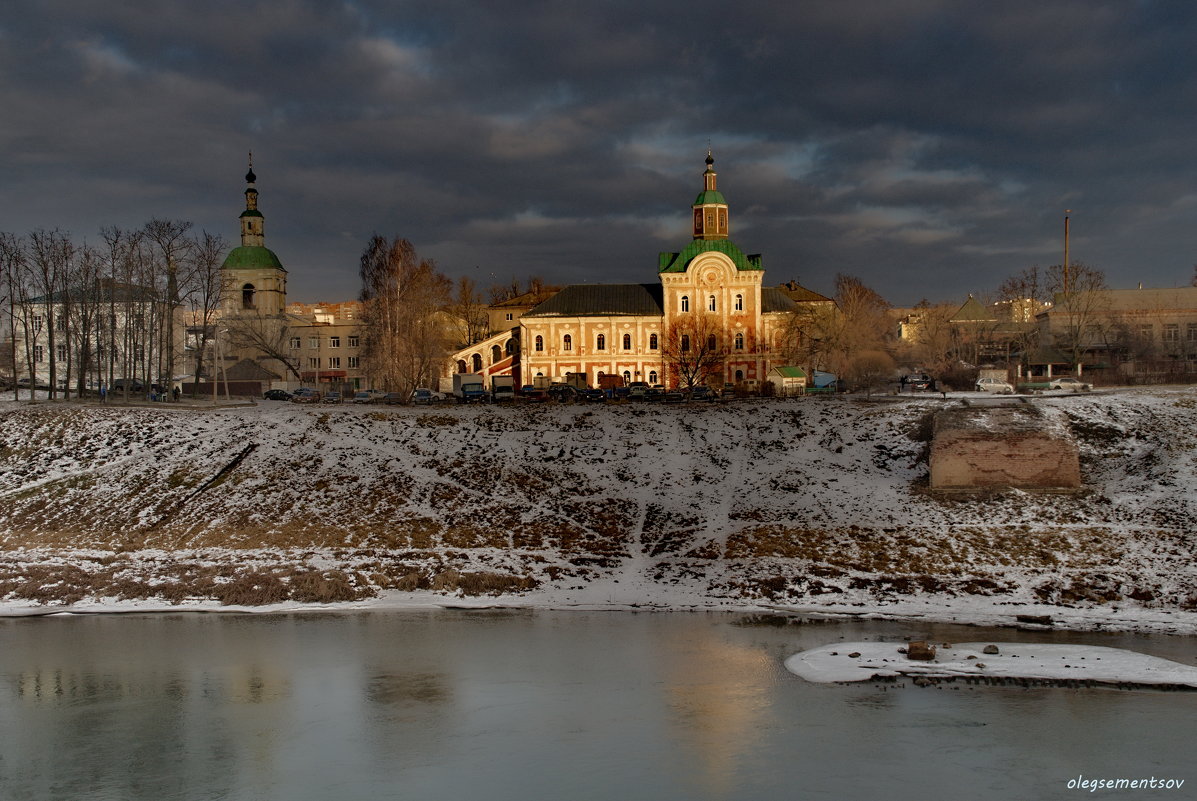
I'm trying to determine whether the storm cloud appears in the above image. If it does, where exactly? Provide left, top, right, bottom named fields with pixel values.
left=3, top=0, right=1196, bottom=304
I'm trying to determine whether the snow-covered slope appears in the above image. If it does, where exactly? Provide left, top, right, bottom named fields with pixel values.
left=1, top=389, right=1195, bottom=631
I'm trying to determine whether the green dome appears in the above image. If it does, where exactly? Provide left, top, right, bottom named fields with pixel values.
left=222, top=245, right=285, bottom=271
left=693, top=190, right=726, bottom=205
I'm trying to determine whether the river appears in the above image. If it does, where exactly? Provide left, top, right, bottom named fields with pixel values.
left=1, top=610, right=1193, bottom=800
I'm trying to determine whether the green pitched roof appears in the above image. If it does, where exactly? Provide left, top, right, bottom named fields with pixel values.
left=770, top=366, right=807, bottom=378
left=222, top=245, right=285, bottom=271
left=951, top=295, right=996, bottom=323
left=693, top=190, right=726, bottom=205
left=523, top=284, right=663, bottom=317
left=658, top=239, right=763, bottom=273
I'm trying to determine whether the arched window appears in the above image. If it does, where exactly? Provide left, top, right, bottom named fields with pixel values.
left=734, top=332, right=744, bottom=350
left=596, top=334, right=606, bottom=351
left=649, top=333, right=658, bottom=350
left=505, top=338, right=515, bottom=356
left=471, top=353, right=482, bottom=372
left=457, top=359, right=467, bottom=373
left=535, top=335, right=544, bottom=352
left=241, top=283, right=255, bottom=309
left=563, top=334, right=572, bottom=351
left=707, top=334, right=717, bottom=351
left=681, top=334, right=690, bottom=352
left=708, top=295, right=716, bottom=312
left=649, top=371, right=657, bottom=384
left=491, top=345, right=502, bottom=363
left=735, top=369, right=744, bottom=382
left=681, top=295, right=689, bottom=312
left=623, top=370, right=631, bottom=384
left=622, top=334, right=631, bottom=350
left=735, top=294, right=743, bottom=311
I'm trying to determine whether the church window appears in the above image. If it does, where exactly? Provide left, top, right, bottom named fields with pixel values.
left=472, top=354, right=483, bottom=371
left=681, top=296, right=689, bottom=312
left=681, top=335, right=690, bottom=352
left=597, top=334, right=606, bottom=351
left=649, top=371, right=657, bottom=384
left=535, top=335, right=544, bottom=352
left=329, top=336, right=340, bottom=348
left=242, top=283, right=255, bottom=309
left=622, top=334, right=631, bottom=349
left=707, top=334, right=717, bottom=351
left=563, top=334, right=572, bottom=351
left=735, top=294, right=743, bottom=311
left=708, top=295, right=716, bottom=312
left=734, top=332, right=744, bottom=350
left=649, top=333, right=658, bottom=350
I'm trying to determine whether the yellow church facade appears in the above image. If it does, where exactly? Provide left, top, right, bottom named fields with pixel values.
left=517, top=154, right=822, bottom=389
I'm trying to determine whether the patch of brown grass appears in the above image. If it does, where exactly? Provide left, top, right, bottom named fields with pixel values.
left=430, top=569, right=537, bottom=596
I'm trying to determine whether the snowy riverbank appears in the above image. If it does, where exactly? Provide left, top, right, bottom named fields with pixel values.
left=1, top=388, right=1196, bottom=633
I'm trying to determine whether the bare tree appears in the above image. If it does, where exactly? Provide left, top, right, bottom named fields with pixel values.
left=180, top=230, right=228, bottom=394
left=0, top=233, right=26, bottom=400
left=143, top=218, right=193, bottom=398
left=448, top=275, right=490, bottom=346
left=359, top=236, right=453, bottom=398
left=1044, top=261, right=1108, bottom=372
left=223, top=309, right=302, bottom=382
left=662, top=312, right=726, bottom=389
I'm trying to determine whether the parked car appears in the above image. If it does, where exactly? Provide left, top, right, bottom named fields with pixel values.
left=688, top=385, right=716, bottom=402
left=900, top=373, right=935, bottom=391
left=351, top=390, right=385, bottom=404
left=644, top=387, right=665, bottom=402
left=263, top=389, right=293, bottom=401
left=548, top=384, right=582, bottom=403
left=381, top=392, right=405, bottom=405
left=1048, top=376, right=1092, bottom=392
left=412, top=388, right=446, bottom=404
left=583, top=388, right=607, bottom=403
left=292, top=388, right=321, bottom=403
left=975, top=377, right=1014, bottom=395
left=627, top=382, right=649, bottom=401
left=664, top=389, right=686, bottom=403
left=524, top=389, right=551, bottom=403
left=321, top=391, right=343, bottom=404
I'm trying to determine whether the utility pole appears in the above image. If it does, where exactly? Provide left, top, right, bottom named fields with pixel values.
left=1063, top=209, right=1071, bottom=296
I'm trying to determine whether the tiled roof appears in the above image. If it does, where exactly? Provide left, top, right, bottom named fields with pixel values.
left=658, top=239, right=763, bottom=273
left=523, top=284, right=663, bottom=317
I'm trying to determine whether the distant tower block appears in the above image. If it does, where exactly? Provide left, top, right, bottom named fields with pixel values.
left=930, top=406, right=1081, bottom=490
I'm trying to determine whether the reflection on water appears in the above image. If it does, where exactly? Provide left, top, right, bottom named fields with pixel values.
left=0, top=611, right=1194, bottom=801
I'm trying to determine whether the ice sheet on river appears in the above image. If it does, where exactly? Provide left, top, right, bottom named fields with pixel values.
left=784, top=642, right=1197, bottom=687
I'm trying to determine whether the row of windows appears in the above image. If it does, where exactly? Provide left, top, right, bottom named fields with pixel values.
left=533, top=331, right=749, bottom=352
left=33, top=344, right=145, bottom=363
left=679, top=294, right=744, bottom=313
left=306, top=357, right=360, bottom=369
left=1134, top=323, right=1197, bottom=342
left=289, top=336, right=360, bottom=349
left=536, top=333, right=659, bottom=353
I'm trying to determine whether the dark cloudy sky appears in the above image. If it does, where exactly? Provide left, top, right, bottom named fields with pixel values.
left=4, top=1, right=1197, bottom=304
